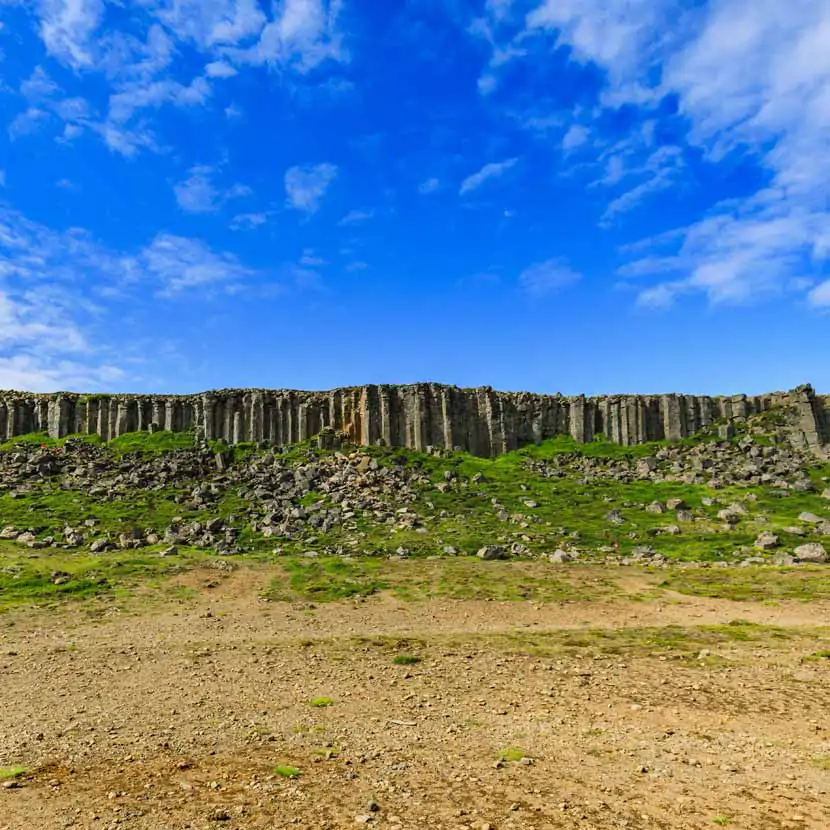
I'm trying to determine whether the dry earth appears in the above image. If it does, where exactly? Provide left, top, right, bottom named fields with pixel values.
left=1, top=565, right=829, bottom=830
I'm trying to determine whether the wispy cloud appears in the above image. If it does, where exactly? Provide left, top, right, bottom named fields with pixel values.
left=459, top=158, right=518, bottom=195
left=519, top=258, right=583, bottom=297
left=8, top=108, right=50, bottom=140
left=234, top=0, right=347, bottom=72
left=338, top=208, right=374, bottom=225
left=418, top=177, right=440, bottom=194
left=174, top=165, right=251, bottom=213
left=145, top=0, right=266, bottom=50
left=601, top=145, right=685, bottom=226
left=284, top=162, right=338, bottom=212
left=808, top=281, right=830, bottom=309
left=37, top=0, right=106, bottom=69
left=562, top=124, right=590, bottom=152
left=141, top=233, right=257, bottom=295
left=230, top=212, right=269, bottom=230
left=615, top=0, right=830, bottom=307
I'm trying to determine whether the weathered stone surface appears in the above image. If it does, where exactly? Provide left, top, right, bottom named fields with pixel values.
left=793, top=543, right=828, bottom=563
left=0, top=383, right=827, bottom=459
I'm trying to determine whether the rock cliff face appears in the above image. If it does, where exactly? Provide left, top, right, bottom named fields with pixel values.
left=0, top=384, right=827, bottom=457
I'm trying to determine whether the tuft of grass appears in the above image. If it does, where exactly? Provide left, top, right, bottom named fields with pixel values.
left=498, top=747, right=527, bottom=763
left=804, top=649, right=830, bottom=661
left=274, top=765, right=302, bottom=779
left=309, top=697, right=334, bottom=707
left=712, top=817, right=732, bottom=826
left=393, top=654, right=422, bottom=666
left=0, top=766, right=28, bottom=781
left=812, top=756, right=830, bottom=771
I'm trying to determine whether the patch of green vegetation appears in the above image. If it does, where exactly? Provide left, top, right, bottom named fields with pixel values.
left=812, top=757, right=830, bottom=771
left=265, top=557, right=389, bottom=602
left=309, top=697, right=333, bottom=707
left=0, top=545, right=212, bottom=610
left=498, top=747, right=527, bottom=763
left=108, top=430, right=197, bottom=454
left=393, top=654, right=422, bottom=666
left=712, top=816, right=732, bottom=826
left=804, top=650, right=830, bottom=661
left=0, top=766, right=28, bottom=781
left=474, top=622, right=809, bottom=661
left=661, top=568, right=830, bottom=602
left=261, top=557, right=618, bottom=604
left=274, top=765, right=302, bottom=779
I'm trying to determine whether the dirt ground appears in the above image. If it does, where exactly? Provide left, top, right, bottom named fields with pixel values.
left=1, top=565, right=829, bottom=830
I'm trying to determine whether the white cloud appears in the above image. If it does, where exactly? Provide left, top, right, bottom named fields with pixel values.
left=601, top=145, right=684, bottom=225
left=459, top=158, right=518, bottom=195
left=205, top=60, right=238, bottom=77
left=8, top=108, right=50, bottom=140
left=37, top=0, right=105, bottom=69
left=240, top=0, right=347, bottom=72
left=808, top=280, right=830, bottom=308
left=418, top=177, right=440, bottom=194
left=284, top=162, right=338, bottom=212
left=108, top=75, right=211, bottom=123
left=525, top=0, right=672, bottom=106
left=519, top=258, right=583, bottom=296
left=562, top=124, right=589, bottom=152
left=174, top=166, right=252, bottom=213
left=174, top=165, right=219, bottom=213
left=145, top=0, right=266, bottom=49
left=141, top=233, right=257, bottom=294
left=613, top=0, right=830, bottom=307
left=338, top=208, right=374, bottom=225
left=230, top=211, right=268, bottom=230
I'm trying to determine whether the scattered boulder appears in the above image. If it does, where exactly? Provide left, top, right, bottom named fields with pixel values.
left=754, top=531, right=780, bottom=550
left=477, top=545, right=507, bottom=561
left=793, top=543, right=828, bottom=564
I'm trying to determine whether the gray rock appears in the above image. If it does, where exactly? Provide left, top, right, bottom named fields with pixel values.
left=798, top=512, right=825, bottom=524
left=549, top=550, right=572, bottom=564
left=794, top=543, right=827, bottom=563
left=605, top=509, right=624, bottom=525
left=645, top=501, right=666, bottom=514
left=477, top=544, right=507, bottom=561
left=754, top=531, right=780, bottom=550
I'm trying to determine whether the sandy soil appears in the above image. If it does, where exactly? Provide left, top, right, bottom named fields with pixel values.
left=1, top=566, right=829, bottom=830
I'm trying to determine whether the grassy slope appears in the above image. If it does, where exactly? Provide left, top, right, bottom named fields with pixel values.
left=0, top=430, right=828, bottom=610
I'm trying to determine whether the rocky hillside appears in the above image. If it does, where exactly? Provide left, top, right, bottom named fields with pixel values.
left=0, top=404, right=829, bottom=609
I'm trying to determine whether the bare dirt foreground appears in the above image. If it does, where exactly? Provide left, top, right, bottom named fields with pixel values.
left=1, top=565, right=829, bottom=830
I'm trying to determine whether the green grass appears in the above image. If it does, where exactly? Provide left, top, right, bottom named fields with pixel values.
left=0, top=545, right=212, bottom=610
left=108, top=430, right=198, bottom=454
left=261, top=557, right=619, bottom=603
left=274, top=765, right=302, bottom=778
left=458, top=621, right=813, bottom=662
left=0, top=766, right=28, bottom=781
left=393, top=654, right=422, bottom=666
left=498, top=747, right=528, bottom=763
left=661, top=568, right=830, bottom=602
left=309, top=697, right=334, bottom=707
left=804, top=650, right=830, bottom=661
left=712, top=817, right=732, bottom=826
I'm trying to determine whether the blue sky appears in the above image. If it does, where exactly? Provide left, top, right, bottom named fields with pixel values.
left=0, top=0, right=828, bottom=396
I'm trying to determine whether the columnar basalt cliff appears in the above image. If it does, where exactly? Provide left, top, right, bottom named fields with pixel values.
left=0, top=384, right=827, bottom=457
